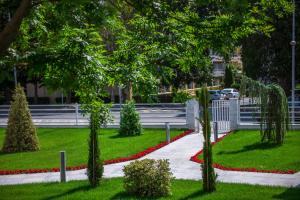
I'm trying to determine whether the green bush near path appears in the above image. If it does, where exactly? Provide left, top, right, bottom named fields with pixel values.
left=199, top=130, right=300, bottom=171
left=1, top=178, right=299, bottom=200
left=0, top=128, right=184, bottom=170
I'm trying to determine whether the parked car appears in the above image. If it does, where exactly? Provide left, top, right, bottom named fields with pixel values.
left=221, top=88, right=239, bottom=99
left=208, top=90, right=222, bottom=101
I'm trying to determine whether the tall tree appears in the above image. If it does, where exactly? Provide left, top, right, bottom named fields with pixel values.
left=242, top=2, right=300, bottom=93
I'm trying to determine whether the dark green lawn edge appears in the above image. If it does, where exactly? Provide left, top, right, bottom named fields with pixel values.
left=190, top=131, right=297, bottom=174
left=0, top=129, right=193, bottom=175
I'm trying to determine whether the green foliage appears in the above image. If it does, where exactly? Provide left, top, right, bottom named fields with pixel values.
left=172, top=90, right=192, bottom=103
left=2, top=84, right=39, bottom=153
left=240, top=76, right=289, bottom=144
left=242, top=3, right=299, bottom=93
left=87, top=112, right=103, bottom=187
left=119, top=101, right=142, bottom=136
left=123, top=159, right=173, bottom=197
left=198, top=86, right=216, bottom=192
left=224, top=65, right=234, bottom=88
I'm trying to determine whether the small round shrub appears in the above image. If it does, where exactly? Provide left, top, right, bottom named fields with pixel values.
left=123, top=159, right=173, bottom=197
left=119, top=101, right=142, bottom=136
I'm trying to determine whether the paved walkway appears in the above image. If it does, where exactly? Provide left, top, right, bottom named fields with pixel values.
left=1, top=131, right=300, bottom=187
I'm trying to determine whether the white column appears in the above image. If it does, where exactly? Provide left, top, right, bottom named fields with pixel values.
left=186, top=99, right=200, bottom=131
left=229, top=98, right=239, bottom=131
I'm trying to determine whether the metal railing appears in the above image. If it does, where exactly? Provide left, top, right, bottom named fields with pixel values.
left=239, top=101, right=300, bottom=124
left=0, top=103, right=187, bottom=128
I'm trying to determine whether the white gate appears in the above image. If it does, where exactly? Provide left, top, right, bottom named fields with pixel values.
left=211, top=100, right=230, bottom=133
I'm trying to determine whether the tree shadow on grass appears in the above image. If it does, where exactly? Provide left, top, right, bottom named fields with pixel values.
left=217, top=142, right=279, bottom=155
left=272, top=187, right=300, bottom=200
left=111, top=190, right=209, bottom=200
left=42, top=184, right=93, bottom=200
left=110, top=191, right=162, bottom=200
left=178, top=190, right=208, bottom=200
left=109, top=134, right=141, bottom=139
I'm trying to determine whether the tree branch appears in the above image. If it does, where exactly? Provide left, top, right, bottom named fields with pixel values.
left=0, top=0, right=32, bottom=54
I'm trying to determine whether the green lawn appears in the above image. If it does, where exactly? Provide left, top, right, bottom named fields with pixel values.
left=199, top=130, right=300, bottom=171
left=0, top=128, right=184, bottom=170
left=1, top=178, right=299, bottom=200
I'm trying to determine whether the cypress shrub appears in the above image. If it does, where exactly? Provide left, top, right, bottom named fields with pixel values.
left=198, top=86, right=216, bottom=192
left=224, top=65, right=234, bottom=88
left=2, top=84, right=39, bottom=153
left=87, top=112, right=103, bottom=187
left=119, top=101, right=142, bottom=136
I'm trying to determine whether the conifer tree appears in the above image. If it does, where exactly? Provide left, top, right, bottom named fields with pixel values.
left=119, top=101, right=142, bottom=136
left=198, top=86, right=216, bottom=192
left=87, top=111, right=103, bottom=187
left=224, top=65, right=234, bottom=88
left=2, top=84, right=39, bottom=152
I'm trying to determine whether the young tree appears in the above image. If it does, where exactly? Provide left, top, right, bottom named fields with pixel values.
left=87, top=105, right=112, bottom=187
left=119, top=101, right=142, bottom=136
left=224, top=65, right=234, bottom=88
left=198, top=86, right=216, bottom=192
left=2, top=84, right=39, bottom=152
left=88, top=112, right=103, bottom=187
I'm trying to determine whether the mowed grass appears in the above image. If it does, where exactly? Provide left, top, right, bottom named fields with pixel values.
left=199, top=130, right=300, bottom=171
left=1, top=178, right=299, bottom=200
left=0, top=128, right=184, bottom=170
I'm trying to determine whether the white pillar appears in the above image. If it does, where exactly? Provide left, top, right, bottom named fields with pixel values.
left=229, top=98, right=239, bottom=131
left=186, top=99, right=199, bottom=131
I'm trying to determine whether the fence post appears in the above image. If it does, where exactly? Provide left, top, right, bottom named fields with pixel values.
left=60, top=151, right=66, bottom=182
left=229, top=98, right=239, bottom=131
left=186, top=99, right=200, bottom=132
left=165, top=122, right=170, bottom=144
left=75, top=103, right=79, bottom=126
left=213, top=121, right=218, bottom=142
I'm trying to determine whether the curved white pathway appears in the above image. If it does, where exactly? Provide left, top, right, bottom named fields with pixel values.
left=1, top=132, right=300, bottom=187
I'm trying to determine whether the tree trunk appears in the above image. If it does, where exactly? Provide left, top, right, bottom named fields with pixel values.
left=0, top=0, right=32, bottom=54
left=33, top=81, right=38, bottom=104
left=128, top=82, right=133, bottom=101
left=66, top=91, right=72, bottom=104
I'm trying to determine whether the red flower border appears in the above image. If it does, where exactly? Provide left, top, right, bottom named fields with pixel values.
left=0, top=129, right=194, bottom=175
left=190, top=131, right=297, bottom=174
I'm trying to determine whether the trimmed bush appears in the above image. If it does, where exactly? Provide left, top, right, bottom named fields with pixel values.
left=119, top=101, right=142, bottom=136
left=2, top=84, right=39, bottom=153
left=123, top=159, right=173, bottom=197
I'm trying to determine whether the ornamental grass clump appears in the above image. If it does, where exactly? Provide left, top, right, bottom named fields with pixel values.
left=119, top=101, right=142, bottom=136
left=123, top=159, right=173, bottom=197
left=2, top=84, right=39, bottom=153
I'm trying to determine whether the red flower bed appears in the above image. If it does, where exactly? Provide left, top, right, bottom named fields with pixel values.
left=190, top=131, right=297, bottom=175
left=0, top=129, right=193, bottom=175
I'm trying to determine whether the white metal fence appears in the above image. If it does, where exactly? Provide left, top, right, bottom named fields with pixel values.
left=0, top=103, right=187, bottom=128
left=239, top=101, right=300, bottom=124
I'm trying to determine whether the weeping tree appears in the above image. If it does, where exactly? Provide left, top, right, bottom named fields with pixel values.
left=197, top=86, right=216, bottom=192
left=240, top=76, right=289, bottom=144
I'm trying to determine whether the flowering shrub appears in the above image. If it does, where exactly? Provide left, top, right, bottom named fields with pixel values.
left=123, top=159, right=173, bottom=197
